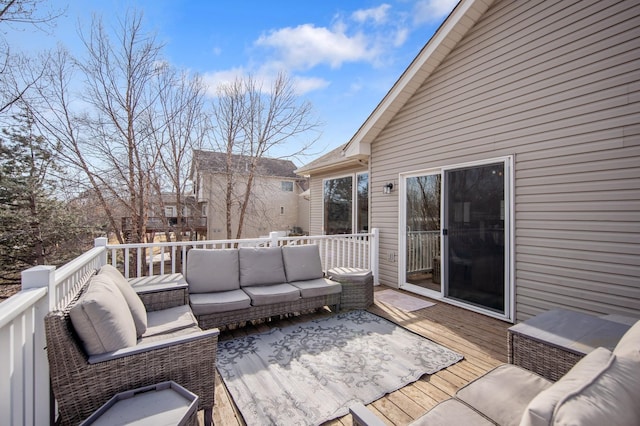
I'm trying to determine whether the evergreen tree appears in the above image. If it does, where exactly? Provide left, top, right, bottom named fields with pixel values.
left=0, top=108, right=94, bottom=284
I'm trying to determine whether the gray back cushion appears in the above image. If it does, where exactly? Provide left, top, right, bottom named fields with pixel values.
left=239, top=247, right=286, bottom=287
left=282, top=244, right=323, bottom=282
left=187, top=249, right=240, bottom=293
left=98, top=264, right=147, bottom=337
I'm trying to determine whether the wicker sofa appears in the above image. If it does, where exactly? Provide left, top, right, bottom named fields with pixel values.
left=351, top=318, right=640, bottom=426
left=186, top=244, right=343, bottom=330
left=44, top=265, right=219, bottom=426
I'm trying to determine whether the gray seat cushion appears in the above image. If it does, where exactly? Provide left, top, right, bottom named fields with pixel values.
left=239, top=247, right=286, bottom=287
left=291, top=278, right=341, bottom=298
left=138, top=324, right=203, bottom=345
left=189, top=290, right=251, bottom=315
left=243, top=283, right=300, bottom=306
left=455, top=364, right=552, bottom=426
left=282, top=244, right=324, bottom=282
left=69, top=275, right=137, bottom=356
left=98, top=264, right=148, bottom=337
left=187, top=249, right=240, bottom=293
left=412, top=399, right=495, bottom=426
left=142, top=305, right=199, bottom=338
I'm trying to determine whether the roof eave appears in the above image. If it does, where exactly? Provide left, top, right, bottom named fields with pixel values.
left=343, top=0, right=494, bottom=159
left=295, top=156, right=364, bottom=177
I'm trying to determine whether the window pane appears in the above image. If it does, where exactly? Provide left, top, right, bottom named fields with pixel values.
left=324, top=176, right=353, bottom=234
left=357, top=173, right=368, bottom=232
left=446, top=163, right=505, bottom=313
left=281, top=181, right=294, bottom=191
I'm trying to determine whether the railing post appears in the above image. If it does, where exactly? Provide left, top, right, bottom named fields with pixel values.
left=370, top=228, right=380, bottom=285
left=269, top=231, right=280, bottom=247
left=94, top=237, right=108, bottom=267
left=21, top=265, right=56, bottom=426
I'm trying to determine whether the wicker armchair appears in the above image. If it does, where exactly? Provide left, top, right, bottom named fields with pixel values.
left=45, top=280, right=219, bottom=426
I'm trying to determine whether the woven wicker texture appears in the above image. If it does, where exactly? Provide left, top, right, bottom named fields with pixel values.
left=508, top=332, right=582, bottom=382
left=196, top=292, right=341, bottom=330
left=138, top=287, right=189, bottom=311
left=45, top=282, right=217, bottom=425
left=329, top=269, right=374, bottom=310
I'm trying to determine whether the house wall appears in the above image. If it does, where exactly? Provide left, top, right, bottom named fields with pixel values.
left=202, top=173, right=304, bottom=239
left=297, top=187, right=310, bottom=234
left=308, top=164, right=369, bottom=235
left=370, top=0, right=640, bottom=321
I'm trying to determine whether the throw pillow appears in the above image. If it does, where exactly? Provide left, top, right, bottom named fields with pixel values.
left=98, top=264, right=147, bottom=337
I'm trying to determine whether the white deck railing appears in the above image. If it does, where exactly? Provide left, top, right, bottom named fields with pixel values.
left=406, top=230, right=440, bottom=273
left=0, top=230, right=378, bottom=425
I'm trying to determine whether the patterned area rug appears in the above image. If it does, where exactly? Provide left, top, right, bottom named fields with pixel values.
left=217, top=310, right=463, bottom=425
left=375, top=289, right=436, bottom=312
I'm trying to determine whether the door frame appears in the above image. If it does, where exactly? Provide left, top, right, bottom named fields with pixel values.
left=398, top=156, right=515, bottom=321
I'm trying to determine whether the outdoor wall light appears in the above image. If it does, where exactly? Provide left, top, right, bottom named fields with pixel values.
left=383, top=183, right=394, bottom=194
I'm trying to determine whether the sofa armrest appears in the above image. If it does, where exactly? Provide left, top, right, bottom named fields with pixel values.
left=88, top=328, right=220, bottom=364
left=349, top=403, right=387, bottom=426
left=136, top=283, right=189, bottom=311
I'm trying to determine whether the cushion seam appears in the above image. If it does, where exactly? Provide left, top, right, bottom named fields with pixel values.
left=550, top=352, right=617, bottom=422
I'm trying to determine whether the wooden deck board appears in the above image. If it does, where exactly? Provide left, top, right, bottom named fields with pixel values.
left=201, top=285, right=511, bottom=425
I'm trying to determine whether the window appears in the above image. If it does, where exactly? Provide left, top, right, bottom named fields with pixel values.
left=281, top=181, right=294, bottom=192
left=280, top=206, right=285, bottom=215
left=323, top=172, right=368, bottom=234
left=357, top=173, right=369, bottom=232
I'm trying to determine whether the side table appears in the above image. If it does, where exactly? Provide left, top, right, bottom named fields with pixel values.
left=508, top=308, right=630, bottom=381
left=328, top=267, right=374, bottom=310
left=129, top=273, right=189, bottom=311
left=80, top=381, right=198, bottom=426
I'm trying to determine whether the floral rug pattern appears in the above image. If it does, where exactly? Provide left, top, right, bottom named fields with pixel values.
left=217, top=310, right=463, bottom=425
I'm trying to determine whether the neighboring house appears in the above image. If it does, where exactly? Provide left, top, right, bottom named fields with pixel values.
left=121, top=193, right=207, bottom=240
left=191, top=149, right=309, bottom=239
left=296, top=0, right=640, bottom=323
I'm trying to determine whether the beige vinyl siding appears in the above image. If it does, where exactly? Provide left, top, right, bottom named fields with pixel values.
left=308, top=165, right=369, bottom=236
left=370, top=0, right=639, bottom=321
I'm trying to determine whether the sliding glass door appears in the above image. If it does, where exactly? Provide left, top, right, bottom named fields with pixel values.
left=402, top=158, right=511, bottom=317
left=405, top=173, right=441, bottom=292
left=443, top=163, right=506, bottom=313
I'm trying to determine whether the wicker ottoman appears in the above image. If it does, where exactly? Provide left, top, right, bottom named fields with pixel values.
left=328, top=267, right=373, bottom=310
left=508, top=308, right=630, bottom=381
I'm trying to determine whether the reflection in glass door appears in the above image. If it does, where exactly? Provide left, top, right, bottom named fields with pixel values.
left=444, top=163, right=505, bottom=313
left=405, top=174, right=441, bottom=292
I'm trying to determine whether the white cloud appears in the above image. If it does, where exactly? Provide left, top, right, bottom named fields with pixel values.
left=393, top=27, right=409, bottom=47
left=201, top=66, right=328, bottom=98
left=255, top=24, right=377, bottom=70
left=201, top=67, right=246, bottom=97
left=413, top=0, right=459, bottom=24
left=351, top=4, right=392, bottom=25
left=292, top=76, right=330, bottom=95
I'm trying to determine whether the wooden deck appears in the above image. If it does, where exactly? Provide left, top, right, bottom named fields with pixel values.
left=203, top=286, right=510, bottom=425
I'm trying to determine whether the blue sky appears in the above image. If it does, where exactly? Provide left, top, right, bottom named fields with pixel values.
left=9, top=0, right=458, bottom=164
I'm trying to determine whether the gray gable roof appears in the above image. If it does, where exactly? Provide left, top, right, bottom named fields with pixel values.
left=192, top=149, right=298, bottom=178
